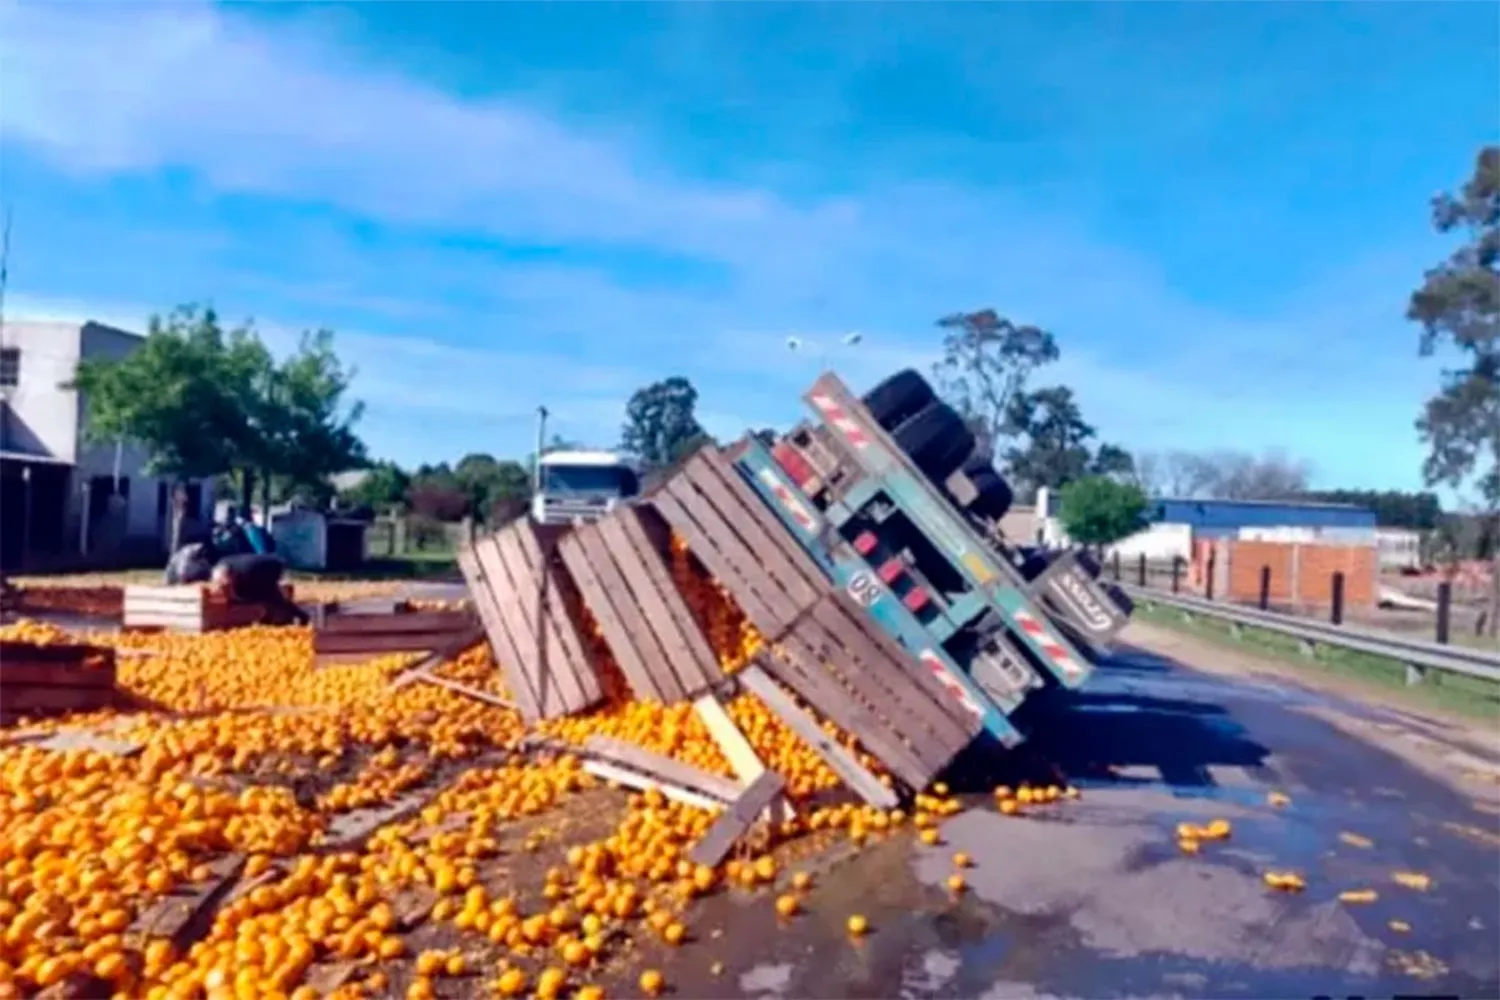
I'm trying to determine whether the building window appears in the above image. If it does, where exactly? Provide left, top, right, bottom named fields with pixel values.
left=0, top=348, right=18, bottom=388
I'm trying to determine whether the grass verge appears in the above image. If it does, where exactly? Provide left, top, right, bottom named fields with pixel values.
left=1132, top=600, right=1500, bottom=723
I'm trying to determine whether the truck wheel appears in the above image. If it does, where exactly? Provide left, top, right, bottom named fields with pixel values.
left=967, top=468, right=1014, bottom=521
left=892, top=402, right=974, bottom=480
left=862, top=369, right=935, bottom=430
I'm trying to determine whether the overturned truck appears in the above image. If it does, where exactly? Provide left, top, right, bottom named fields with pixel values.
left=457, top=368, right=1133, bottom=810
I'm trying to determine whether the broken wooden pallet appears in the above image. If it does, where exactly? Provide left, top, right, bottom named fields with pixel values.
left=574, top=734, right=789, bottom=867
left=458, top=520, right=602, bottom=721
left=125, top=852, right=247, bottom=953
left=313, top=606, right=481, bottom=663
left=0, top=640, right=119, bottom=726
left=557, top=506, right=722, bottom=703
left=122, top=584, right=296, bottom=633
left=649, top=445, right=981, bottom=792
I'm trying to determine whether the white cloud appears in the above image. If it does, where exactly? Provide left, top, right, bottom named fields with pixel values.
left=0, top=0, right=1441, bottom=489
left=0, top=1, right=859, bottom=270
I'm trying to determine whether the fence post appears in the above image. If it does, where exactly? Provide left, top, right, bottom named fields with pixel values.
left=1435, top=582, right=1452, bottom=645
left=1137, top=553, right=1147, bottom=587
left=1258, top=565, right=1271, bottom=611
left=1170, top=556, right=1181, bottom=593
left=1205, top=552, right=1216, bottom=601
left=1330, top=572, right=1345, bottom=626
left=1112, top=551, right=1121, bottom=581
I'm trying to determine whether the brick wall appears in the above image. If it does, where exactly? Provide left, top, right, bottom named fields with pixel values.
left=1227, top=540, right=1295, bottom=604
left=1194, top=539, right=1376, bottom=609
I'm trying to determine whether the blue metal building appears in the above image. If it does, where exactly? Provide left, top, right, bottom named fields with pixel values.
left=1149, top=498, right=1377, bottom=541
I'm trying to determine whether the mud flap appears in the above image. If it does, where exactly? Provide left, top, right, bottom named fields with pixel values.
left=1028, top=550, right=1131, bottom=656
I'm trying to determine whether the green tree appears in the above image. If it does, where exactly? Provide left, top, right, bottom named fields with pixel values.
left=454, top=452, right=531, bottom=525
left=1002, top=386, right=1097, bottom=497
left=1409, top=145, right=1500, bottom=632
left=1057, top=476, right=1149, bottom=548
left=932, top=308, right=1059, bottom=454
left=1090, top=443, right=1136, bottom=480
left=71, top=305, right=263, bottom=547
left=247, top=329, right=366, bottom=513
left=1298, top=489, right=1442, bottom=530
left=338, top=461, right=411, bottom=513
left=620, top=377, right=708, bottom=467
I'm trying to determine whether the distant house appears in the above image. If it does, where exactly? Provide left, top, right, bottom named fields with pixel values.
left=0, top=319, right=215, bottom=569
left=1051, top=495, right=1379, bottom=564
left=1149, top=497, right=1377, bottom=542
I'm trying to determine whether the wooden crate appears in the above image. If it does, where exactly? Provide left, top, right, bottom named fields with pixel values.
left=313, top=607, right=481, bottom=662
left=458, top=520, right=602, bottom=721
left=557, top=506, right=722, bottom=703
left=123, top=584, right=296, bottom=633
left=649, top=446, right=981, bottom=792
left=0, top=641, right=118, bottom=725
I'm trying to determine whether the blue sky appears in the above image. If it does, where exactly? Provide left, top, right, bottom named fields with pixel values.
left=1, top=2, right=1495, bottom=491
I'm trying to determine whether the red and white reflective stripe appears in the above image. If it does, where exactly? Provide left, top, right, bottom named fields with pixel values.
left=808, top=393, right=871, bottom=449
left=755, top=468, right=819, bottom=532
left=919, top=650, right=984, bottom=718
left=1011, top=610, right=1085, bottom=679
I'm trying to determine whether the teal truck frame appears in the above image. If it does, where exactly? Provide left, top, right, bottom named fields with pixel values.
left=727, top=369, right=1131, bottom=749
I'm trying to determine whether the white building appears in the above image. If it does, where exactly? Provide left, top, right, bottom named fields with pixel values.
left=0, top=319, right=213, bottom=569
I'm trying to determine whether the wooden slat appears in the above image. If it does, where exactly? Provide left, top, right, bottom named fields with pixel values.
left=688, top=770, right=787, bottom=867
left=458, top=545, right=540, bottom=720
left=0, top=641, right=113, bottom=663
left=651, top=457, right=941, bottom=788
left=511, top=524, right=601, bottom=708
left=0, top=685, right=117, bottom=714
left=411, top=672, right=517, bottom=710
left=615, top=509, right=722, bottom=695
left=693, top=693, right=793, bottom=822
left=314, top=631, right=475, bottom=656
left=559, top=524, right=672, bottom=701
left=596, top=514, right=709, bottom=699
left=471, top=535, right=550, bottom=718
left=387, top=626, right=489, bottom=688
left=652, top=485, right=802, bottom=633
left=769, top=629, right=934, bottom=788
left=823, top=593, right=978, bottom=735
left=737, top=664, right=897, bottom=808
left=0, top=663, right=116, bottom=688
left=804, top=599, right=972, bottom=768
left=697, top=448, right=829, bottom=594
left=317, top=611, right=475, bottom=635
left=496, top=527, right=590, bottom=715
left=582, top=760, right=724, bottom=812
left=667, top=460, right=820, bottom=623
left=582, top=735, right=743, bottom=802
left=126, top=853, right=246, bottom=952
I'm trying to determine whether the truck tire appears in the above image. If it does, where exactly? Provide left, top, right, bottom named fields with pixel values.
left=862, top=369, right=935, bottom=430
left=967, top=467, right=1014, bottom=521
left=892, top=401, right=974, bottom=481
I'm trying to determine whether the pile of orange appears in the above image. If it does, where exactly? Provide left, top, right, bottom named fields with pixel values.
left=0, top=530, right=1021, bottom=998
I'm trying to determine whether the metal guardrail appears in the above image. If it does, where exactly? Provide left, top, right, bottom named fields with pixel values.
left=1121, top=583, right=1500, bottom=686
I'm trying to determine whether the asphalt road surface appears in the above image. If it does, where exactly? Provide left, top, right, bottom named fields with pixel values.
left=664, top=621, right=1500, bottom=1000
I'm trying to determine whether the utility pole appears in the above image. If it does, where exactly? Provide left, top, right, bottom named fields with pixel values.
left=533, top=406, right=549, bottom=493
left=0, top=205, right=11, bottom=453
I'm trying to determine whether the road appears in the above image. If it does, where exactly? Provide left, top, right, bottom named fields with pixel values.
left=11, top=587, right=1497, bottom=997
left=657, top=621, right=1500, bottom=1000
